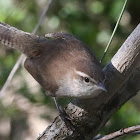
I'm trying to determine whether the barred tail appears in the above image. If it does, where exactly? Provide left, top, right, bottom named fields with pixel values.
left=0, top=22, right=45, bottom=57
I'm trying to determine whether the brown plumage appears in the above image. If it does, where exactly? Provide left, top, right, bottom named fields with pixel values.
left=0, top=22, right=45, bottom=57
left=0, top=22, right=106, bottom=98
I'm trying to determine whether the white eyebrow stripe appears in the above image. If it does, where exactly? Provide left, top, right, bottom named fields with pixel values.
left=75, top=70, right=88, bottom=77
left=74, top=70, right=97, bottom=84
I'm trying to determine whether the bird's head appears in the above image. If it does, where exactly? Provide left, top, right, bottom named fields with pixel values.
left=54, top=66, right=107, bottom=98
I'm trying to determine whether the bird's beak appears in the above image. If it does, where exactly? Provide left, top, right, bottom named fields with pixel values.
left=98, top=83, right=107, bottom=92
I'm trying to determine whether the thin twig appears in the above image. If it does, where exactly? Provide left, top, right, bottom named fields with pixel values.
left=100, top=0, right=128, bottom=63
left=32, top=0, right=53, bottom=35
left=0, top=0, right=53, bottom=97
left=94, top=125, right=140, bottom=140
left=0, top=55, right=25, bottom=97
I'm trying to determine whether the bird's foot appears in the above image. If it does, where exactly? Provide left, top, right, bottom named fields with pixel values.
left=53, top=97, right=75, bottom=131
left=59, top=106, right=76, bottom=131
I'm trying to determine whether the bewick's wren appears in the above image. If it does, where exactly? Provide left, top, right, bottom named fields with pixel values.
left=0, top=22, right=106, bottom=99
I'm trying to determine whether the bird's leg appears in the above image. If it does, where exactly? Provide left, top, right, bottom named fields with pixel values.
left=53, top=97, right=66, bottom=117
left=52, top=97, right=75, bottom=131
left=52, top=97, right=86, bottom=138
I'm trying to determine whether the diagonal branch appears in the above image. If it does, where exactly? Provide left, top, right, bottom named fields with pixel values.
left=37, top=24, right=140, bottom=140
left=94, top=125, right=140, bottom=140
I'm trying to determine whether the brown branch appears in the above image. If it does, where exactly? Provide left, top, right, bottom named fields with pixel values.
left=94, top=125, right=140, bottom=140
left=37, top=24, right=140, bottom=140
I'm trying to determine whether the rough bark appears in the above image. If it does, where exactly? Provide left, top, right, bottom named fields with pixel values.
left=37, top=24, right=140, bottom=140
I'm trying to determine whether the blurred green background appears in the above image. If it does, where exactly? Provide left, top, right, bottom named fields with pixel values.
left=0, top=0, right=140, bottom=139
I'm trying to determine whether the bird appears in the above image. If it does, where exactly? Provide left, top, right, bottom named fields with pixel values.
left=0, top=22, right=107, bottom=119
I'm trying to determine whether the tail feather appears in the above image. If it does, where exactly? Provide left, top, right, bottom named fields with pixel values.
left=0, top=22, right=44, bottom=57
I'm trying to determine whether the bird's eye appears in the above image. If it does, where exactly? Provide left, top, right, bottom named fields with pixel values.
left=84, top=77, right=90, bottom=83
